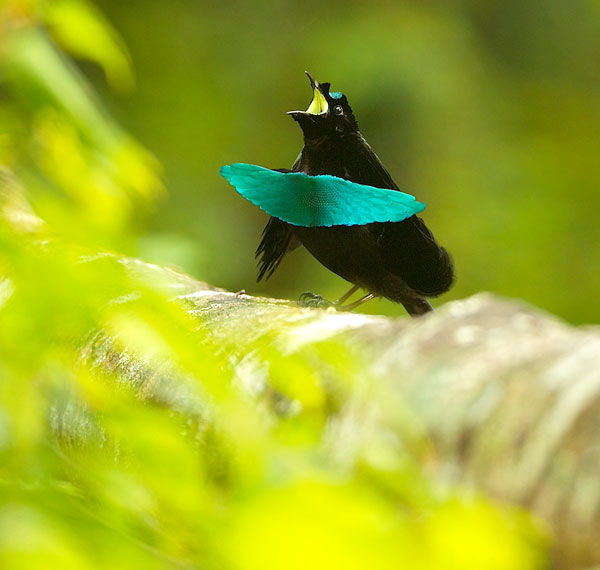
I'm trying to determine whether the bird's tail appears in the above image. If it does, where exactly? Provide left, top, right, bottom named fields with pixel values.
left=401, top=296, right=434, bottom=317
left=380, top=216, right=454, bottom=297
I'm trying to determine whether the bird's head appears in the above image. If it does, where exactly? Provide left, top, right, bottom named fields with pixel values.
left=287, top=71, right=359, bottom=141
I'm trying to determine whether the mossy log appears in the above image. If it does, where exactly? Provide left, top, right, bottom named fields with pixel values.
left=82, top=258, right=600, bottom=569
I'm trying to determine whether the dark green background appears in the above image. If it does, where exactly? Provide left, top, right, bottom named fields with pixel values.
left=94, top=0, right=600, bottom=323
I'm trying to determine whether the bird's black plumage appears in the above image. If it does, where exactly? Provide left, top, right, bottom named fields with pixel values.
left=256, top=72, right=453, bottom=316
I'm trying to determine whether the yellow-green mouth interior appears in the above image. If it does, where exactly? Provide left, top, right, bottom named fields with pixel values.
left=305, top=88, right=328, bottom=115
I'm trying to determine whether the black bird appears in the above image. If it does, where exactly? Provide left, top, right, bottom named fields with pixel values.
left=222, top=72, right=454, bottom=316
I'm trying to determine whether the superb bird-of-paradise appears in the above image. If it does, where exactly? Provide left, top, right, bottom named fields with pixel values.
left=221, top=72, right=454, bottom=316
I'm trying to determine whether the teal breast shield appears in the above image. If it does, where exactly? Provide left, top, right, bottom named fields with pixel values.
left=220, top=163, right=425, bottom=227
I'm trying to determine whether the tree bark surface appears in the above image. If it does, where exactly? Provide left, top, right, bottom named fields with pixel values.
left=87, top=260, right=600, bottom=569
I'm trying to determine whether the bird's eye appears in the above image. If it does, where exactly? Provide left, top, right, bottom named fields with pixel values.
left=334, top=105, right=344, bottom=115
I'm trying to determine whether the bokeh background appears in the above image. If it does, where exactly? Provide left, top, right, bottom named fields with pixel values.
left=86, top=0, right=600, bottom=323
left=3, top=2, right=594, bottom=568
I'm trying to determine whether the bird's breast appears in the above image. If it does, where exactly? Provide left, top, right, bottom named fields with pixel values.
left=292, top=224, right=384, bottom=288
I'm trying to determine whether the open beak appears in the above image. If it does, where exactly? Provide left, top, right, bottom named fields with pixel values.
left=287, top=71, right=329, bottom=117
left=304, top=71, right=328, bottom=115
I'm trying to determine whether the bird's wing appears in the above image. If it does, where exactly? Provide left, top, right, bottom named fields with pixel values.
left=220, top=163, right=425, bottom=227
left=255, top=217, right=299, bottom=281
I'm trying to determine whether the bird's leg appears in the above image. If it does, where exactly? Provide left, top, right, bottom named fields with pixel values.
left=298, top=291, right=334, bottom=308
left=338, top=292, right=377, bottom=311
left=334, top=285, right=360, bottom=306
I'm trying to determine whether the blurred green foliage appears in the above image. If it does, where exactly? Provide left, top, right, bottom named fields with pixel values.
left=0, top=0, right=564, bottom=568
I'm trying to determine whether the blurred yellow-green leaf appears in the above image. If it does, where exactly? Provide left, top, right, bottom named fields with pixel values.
left=45, top=0, right=135, bottom=93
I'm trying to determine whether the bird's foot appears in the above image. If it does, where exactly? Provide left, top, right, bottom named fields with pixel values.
left=298, top=291, right=334, bottom=309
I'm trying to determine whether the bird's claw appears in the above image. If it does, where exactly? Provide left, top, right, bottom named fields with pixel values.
left=297, top=291, right=334, bottom=308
